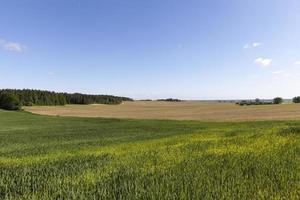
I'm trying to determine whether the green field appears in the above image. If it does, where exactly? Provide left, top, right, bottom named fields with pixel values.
left=0, top=110, right=299, bottom=199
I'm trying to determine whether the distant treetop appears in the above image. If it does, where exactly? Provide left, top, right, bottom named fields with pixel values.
left=293, top=96, right=300, bottom=103
left=273, top=97, right=283, bottom=104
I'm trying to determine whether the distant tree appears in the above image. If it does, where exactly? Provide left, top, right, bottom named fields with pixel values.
left=292, top=96, right=300, bottom=103
left=273, top=97, right=283, bottom=104
left=255, top=98, right=260, bottom=104
left=0, top=93, right=22, bottom=110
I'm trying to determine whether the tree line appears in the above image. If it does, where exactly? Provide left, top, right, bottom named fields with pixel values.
left=0, top=89, right=133, bottom=110
left=236, top=97, right=299, bottom=106
left=157, top=98, right=182, bottom=102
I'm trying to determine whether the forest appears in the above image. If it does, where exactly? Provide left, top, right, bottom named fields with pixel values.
left=0, top=89, right=133, bottom=106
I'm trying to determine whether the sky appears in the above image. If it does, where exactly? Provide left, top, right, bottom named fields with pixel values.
left=0, top=0, right=300, bottom=100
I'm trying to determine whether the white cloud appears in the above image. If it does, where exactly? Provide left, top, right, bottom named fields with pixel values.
left=254, top=58, right=272, bottom=67
left=293, top=61, right=300, bottom=65
left=0, top=38, right=26, bottom=52
left=3, top=42, right=25, bottom=52
left=243, top=42, right=262, bottom=49
left=252, top=42, right=261, bottom=47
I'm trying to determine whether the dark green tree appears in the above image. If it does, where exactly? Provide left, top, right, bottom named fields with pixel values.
left=255, top=98, right=260, bottom=104
left=0, top=93, right=22, bottom=110
left=292, top=96, right=300, bottom=103
left=0, top=89, right=133, bottom=106
left=273, top=97, right=283, bottom=104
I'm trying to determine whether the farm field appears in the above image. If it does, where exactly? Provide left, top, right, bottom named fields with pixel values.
left=0, top=109, right=299, bottom=199
left=25, top=101, right=300, bottom=121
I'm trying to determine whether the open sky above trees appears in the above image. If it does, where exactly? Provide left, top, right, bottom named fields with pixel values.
left=0, top=0, right=299, bottom=100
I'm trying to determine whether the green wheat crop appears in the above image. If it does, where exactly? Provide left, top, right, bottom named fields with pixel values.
left=0, top=110, right=299, bottom=199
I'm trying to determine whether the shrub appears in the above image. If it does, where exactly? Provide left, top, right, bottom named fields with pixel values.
left=0, top=93, right=22, bottom=110
left=292, top=96, right=300, bottom=103
left=273, top=97, right=283, bottom=104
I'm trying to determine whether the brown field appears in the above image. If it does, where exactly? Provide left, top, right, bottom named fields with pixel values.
left=24, top=101, right=300, bottom=122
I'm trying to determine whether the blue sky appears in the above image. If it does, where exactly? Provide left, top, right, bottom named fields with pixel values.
left=0, top=0, right=299, bottom=99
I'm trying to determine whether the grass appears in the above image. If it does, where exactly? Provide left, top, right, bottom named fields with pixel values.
left=0, top=109, right=299, bottom=199
left=24, top=101, right=300, bottom=121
